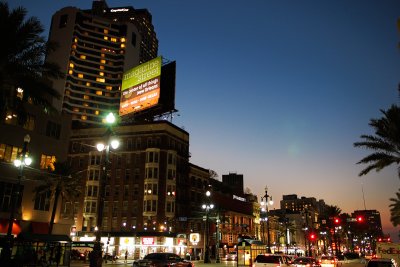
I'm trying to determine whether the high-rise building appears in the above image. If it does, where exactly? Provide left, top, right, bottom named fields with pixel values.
left=46, top=0, right=158, bottom=127
left=222, top=172, right=244, bottom=193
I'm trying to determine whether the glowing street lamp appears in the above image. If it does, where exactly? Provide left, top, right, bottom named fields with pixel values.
left=91, top=112, right=119, bottom=267
left=202, top=189, right=214, bottom=263
left=260, top=186, right=273, bottom=253
left=4, top=134, right=32, bottom=266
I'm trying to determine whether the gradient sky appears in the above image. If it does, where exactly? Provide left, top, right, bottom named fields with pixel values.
left=8, top=0, right=400, bottom=240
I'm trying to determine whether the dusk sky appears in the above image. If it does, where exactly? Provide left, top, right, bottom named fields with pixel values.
left=8, top=0, right=400, bottom=240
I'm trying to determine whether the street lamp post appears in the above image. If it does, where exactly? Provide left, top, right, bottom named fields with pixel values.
left=202, top=190, right=214, bottom=263
left=2, top=134, right=32, bottom=266
left=90, top=112, right=119, bottom=267
left=261, top=186, right=273, bottom=253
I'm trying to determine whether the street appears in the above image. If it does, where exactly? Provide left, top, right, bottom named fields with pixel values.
left=70, top=259, right=367, bottom=267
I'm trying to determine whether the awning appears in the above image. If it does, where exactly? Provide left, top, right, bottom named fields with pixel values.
left=0, top=218, right=22, bottom=235
left=30, top=221, right=49, bottom=234
left=17, top=232, right=72, bottom=243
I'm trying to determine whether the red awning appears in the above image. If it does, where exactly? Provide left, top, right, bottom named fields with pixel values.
left=31, top=222, right=49, bottom=234
left=0, top=218, right=22, bottom=235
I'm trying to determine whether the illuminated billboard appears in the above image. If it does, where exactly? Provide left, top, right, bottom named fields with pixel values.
left=120, top=56, right=162, bottom=116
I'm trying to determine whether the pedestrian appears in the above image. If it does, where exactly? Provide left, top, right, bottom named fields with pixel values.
left=112, top=250, right=117, bottom=263
left=125, top=250, right=128, bottom=263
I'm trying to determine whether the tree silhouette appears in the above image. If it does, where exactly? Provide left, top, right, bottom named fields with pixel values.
left=34, top=161, right=82, bottom=234
left=0, top=2, right=63, bottom=124
left=354, top=105, right=400, bottom=177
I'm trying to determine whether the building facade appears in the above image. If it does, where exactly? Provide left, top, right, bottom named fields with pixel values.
left=0, top=102, right=72, bottom=237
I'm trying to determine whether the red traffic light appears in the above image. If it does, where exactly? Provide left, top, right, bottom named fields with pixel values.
left=309, top=233, right=316, bottom=240
left=334, top=218, right=340, bottom=224
left=356, top=216, right=363, bottom=222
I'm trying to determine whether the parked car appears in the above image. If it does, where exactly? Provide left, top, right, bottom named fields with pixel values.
left=366, top=258, right=397, bottom=267
left=319, top=256, right=339, bottom=267
left=226, top=251, right=237, bottom=261
left=132, top=253, right=193, bottom=267
left=253, top=254, right=292, bottom=267
left=292, top=257, right=321, bottom=267
left=70, top=249, right=86, bottom=260
left=103, top=252, right=119, bottom=261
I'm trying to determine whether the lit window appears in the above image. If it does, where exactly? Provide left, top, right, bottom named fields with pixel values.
left=121, top=43, right=125, bottom=48
left=68, top=70, right=73, bottom=75
left=100, top=59, right=106, bottom=64
left=104, top=36, right=108, bottom=40
left=69, top=63, right=74, bottom=68
left=121, top=37, right=126, bottom=42
left=96, top=78, right=105, bottom=83
left=106, top=86, right=112, bottom=90
left=81, top=115, right=87, bottom=120
left=104, top=29, right=108, bottom=34
left=95, top=110, right=100, bottom=115
left=40, top=154, right=56, bottom=170
left=83, top=102, right=89, bottom=107
left=86, top=82, right=91, bottom=86
left=99, top=72, right=104, bottom=76
left=74, top=38, right=78, bottom=43
left=73, top=108, right=79, bottom=112
left=80, top=55, right=86, bottom=59
left=101, top=53, right=105, bottom=57
left=111, top=37, right=117, bottom=42
left=96, top=91, right=103, bottom=96
left=99, top=65, right=104, bottom=70
left=78, top=73, right=83, bottom=78
left=83, top=95, right=90, bottom=100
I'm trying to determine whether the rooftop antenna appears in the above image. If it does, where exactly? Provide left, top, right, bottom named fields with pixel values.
left=361, top=180, right=367, bottom=210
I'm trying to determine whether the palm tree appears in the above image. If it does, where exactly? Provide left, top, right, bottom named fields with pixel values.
left=34, top=162, right=82, bottom=234
left=322, top=205, right=342, bottom=255
left=389, top=189, right=400, bottom=226
left=0, top=2, right=63, bottom=124
left=353, top=105, right=400, bottom=177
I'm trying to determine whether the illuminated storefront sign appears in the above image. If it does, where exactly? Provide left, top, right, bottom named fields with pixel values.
left=142, top=237, right=155, bottom=245
left=189, top=233, right=200, bottom=245
left=120, top=237, right=134, bottom=247
left=233, top=195, right=246, bottom=202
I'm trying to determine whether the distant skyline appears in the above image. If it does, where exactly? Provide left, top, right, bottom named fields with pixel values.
left=7, top=0, right=400, bottom=240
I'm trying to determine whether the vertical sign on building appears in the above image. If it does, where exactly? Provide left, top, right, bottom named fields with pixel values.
left=120, top=56, right=162, bottom=116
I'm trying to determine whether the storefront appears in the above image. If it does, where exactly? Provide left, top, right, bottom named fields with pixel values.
left=74, top=231, right=187, bottom=260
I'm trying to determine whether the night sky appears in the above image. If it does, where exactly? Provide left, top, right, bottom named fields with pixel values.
left=8, top=0, right=400, bottom=240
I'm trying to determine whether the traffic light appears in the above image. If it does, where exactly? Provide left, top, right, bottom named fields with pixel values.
left=309, top=233, right=316, bottom=241
left=356, top=216, right=363, bottom=223
left=334, top=218, right=340, bottom=224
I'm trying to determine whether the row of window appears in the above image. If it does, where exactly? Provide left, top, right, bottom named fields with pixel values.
left=0, top=143, right=56, bottom=170
left=4, top=116, right=61, bottom=139
left=72, top=139, right=188, bottom=156
left=0, top=185, right=50, bottom=212
left=85, top=183, right=176, bottom=199
left=83, top=199, right=175, bottom=214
